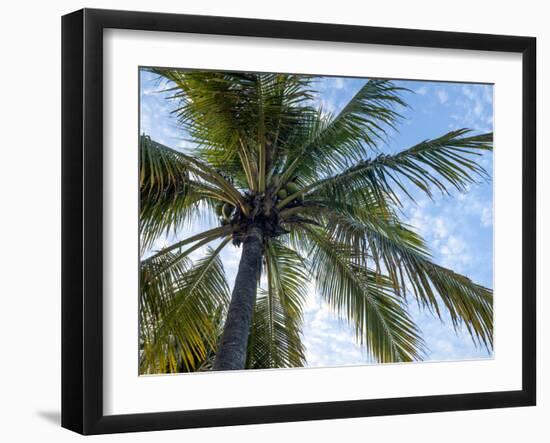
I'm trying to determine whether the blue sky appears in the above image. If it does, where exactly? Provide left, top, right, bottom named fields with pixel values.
left=140, top=69, right=494, bottom=367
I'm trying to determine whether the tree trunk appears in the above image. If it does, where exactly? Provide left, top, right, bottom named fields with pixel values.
left=213, top=225, right=263, bottom=370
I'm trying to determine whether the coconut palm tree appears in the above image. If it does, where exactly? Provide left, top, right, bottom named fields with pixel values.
left=139, top=69, right=493, bottom=374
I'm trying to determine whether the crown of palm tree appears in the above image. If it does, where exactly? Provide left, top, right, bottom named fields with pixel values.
left=139, top=70, right=493, bottom=374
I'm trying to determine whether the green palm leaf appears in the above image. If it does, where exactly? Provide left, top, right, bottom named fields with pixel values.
left=140, top=242, right=231, bottom=374
left=322, top=209, right=493, bottom=347
left=148, top=69, right=315, bottom=191
left=246, top=239, right=309, bottom=368
left=297, top=226, right=425, bottom=362
left=304, top=129, right=492, bottom=207
left=280, top=79, right=408, bottom=184
left=140, top=135, right=244, bottom=250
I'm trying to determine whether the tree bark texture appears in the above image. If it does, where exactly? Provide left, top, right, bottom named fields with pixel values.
left=213, top=225, right=263, bottom=370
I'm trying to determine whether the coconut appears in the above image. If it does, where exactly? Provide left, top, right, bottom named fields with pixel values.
left=277, top=189, right=288, bottom=199
left=215, top=202, right=224, bottom=217
left=222, top=203, right=234, bottom=219
left=285, top=181, right=299, bottom=195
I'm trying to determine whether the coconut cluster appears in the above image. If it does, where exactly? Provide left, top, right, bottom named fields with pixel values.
left=276, top=181, right=303, bottom=203
left=215, top=202, right=235, bottom=222
left=213, top=179, right=306, bottom=243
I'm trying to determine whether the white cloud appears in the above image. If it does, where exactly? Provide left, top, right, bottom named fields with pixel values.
left=442, top=234, right=461, bottom=252
left=474, top=100, right=483, bottom=117
left=303, top=284, right=320, bottom=313
left=141, top=87, right=161, bottom=96
left=433, top=216, right=449, bottom=239
left=481, top=206, right=493, bottom=227
left=416, top=86, right=429, bottom=95
left=406, top=199, right=476, bottom=273
left=436, top=89, right=449, bottom=104
left=452, top=84, right=493, bottom=133
left=483, top=86, right=493, bottom=104
left=334, top=78, right=345, bottom=89
left=461, top=85, right=475, bottom=100
left=302, top=295, right=372, bottom=367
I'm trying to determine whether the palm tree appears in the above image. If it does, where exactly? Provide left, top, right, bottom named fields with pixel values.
left=139, top=70, right=493, bottom=374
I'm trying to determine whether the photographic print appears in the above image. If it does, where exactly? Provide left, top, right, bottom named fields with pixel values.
left=138, top=67, right=494, bottom=375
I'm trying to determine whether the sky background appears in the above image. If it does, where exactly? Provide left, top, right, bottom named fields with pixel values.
left=139, top=68, right=494, bottom=368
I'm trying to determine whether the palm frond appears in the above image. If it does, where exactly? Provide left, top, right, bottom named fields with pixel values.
left=147, top=137, right=247, bottom=209
left=302, top=129, right=493, bottom=207
left=140, top=134, right=190, bottom=250
left=247, top=290, right=306, bottom=369
left=143, top=225, right=232, bottom=264
left=140, top=135, right=242, bottom=250
left=299, top=226, right=425, bottom=362
left=322, top=209, right=493, bottom=348
left=148, top=69, right=315, bottom=191
left=280, top=79, right=408, bottom=185
left=140, top=242, right=231, bottom=374
left=246, top=239, right=308, bottom=368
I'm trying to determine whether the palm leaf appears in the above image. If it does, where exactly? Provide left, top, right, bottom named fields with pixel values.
left=140, top=242, right=231, bottom=374
left=297, top=226, right=425, bottom=362
left=322, top=209, right=493, bottom=348
left=246, top=239, right=308, bottom=368
left=140, top=134, right=242, bottom=251
left=280, top=79, right=408, bottom=186
left=304, top=129, right=492, bottom=207
left=148, top=69, right=315, bottom=191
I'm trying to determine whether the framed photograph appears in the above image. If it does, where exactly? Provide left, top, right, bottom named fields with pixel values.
left=61, top=8, right=536, bottom=435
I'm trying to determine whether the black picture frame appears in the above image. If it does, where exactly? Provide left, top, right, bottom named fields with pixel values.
left=61, top=8, right=537, bottom=435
